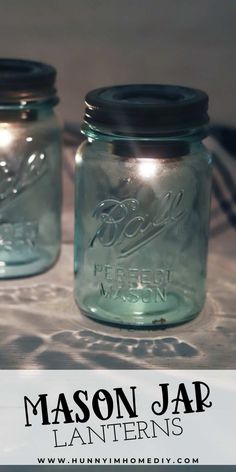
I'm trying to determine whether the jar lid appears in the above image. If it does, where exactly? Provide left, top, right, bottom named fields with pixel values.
left=0, top=58, right=58, bottom=103
left=83, top=84, right=209, bottom=137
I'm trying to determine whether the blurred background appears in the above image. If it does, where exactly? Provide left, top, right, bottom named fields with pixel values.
left=0, top=0, right=235, bottom=125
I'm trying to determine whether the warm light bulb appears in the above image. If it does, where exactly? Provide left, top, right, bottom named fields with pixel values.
left=0, top=128, right=14, bottom=149
left=138, top=159, right=158, bottom=179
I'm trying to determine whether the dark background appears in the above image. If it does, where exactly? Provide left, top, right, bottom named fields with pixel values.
left=0, top=0, right=235, bottom=124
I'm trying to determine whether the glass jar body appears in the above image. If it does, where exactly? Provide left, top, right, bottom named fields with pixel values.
left=0, top=104, right=62, bottom=278
left=74, top=135, right=212, bottom=328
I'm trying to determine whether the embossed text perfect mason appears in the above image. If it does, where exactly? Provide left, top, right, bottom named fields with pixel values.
left=74, top=84, right=212, bottom=327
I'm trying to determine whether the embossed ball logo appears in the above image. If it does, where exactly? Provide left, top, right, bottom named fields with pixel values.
left=90, top=191, right=186, bottom=258
left=0, top=152, right=47, bottom=211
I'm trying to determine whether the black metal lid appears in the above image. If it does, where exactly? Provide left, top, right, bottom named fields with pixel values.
left=0, top=58, right=58, bottom=103
left=83, top=84, right=209, bottom=137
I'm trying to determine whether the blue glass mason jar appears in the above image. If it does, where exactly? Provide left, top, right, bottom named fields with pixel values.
left=75, top=85, right=212, bottom=328
left=0, top=59, right=62, bottom=278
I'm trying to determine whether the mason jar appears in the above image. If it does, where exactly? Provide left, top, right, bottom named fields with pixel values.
left=0, top=59, right=62, bottom=278
left=75, top=84, right=212, bottom=328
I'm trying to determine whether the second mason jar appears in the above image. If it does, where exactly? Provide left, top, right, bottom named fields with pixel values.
left=75, top=84, right=212, bottom=328
left=0, top=59, right=62, bottom=278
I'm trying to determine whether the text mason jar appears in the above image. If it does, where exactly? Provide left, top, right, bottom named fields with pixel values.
left=75, top=84, right=212, bottom=327
left=0, top=59, right=62, bottom=278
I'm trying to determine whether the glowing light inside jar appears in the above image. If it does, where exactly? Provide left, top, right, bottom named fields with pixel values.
left=138, top=159, right=159, bottom=179
left=0, top=128, right=14, bottom=149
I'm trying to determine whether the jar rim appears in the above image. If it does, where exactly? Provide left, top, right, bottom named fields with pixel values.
left=83, top=84, right=209, bottom=138
left=0, top=58, right=59, bottom=104
left=81, top=122, right=209, bottom=142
